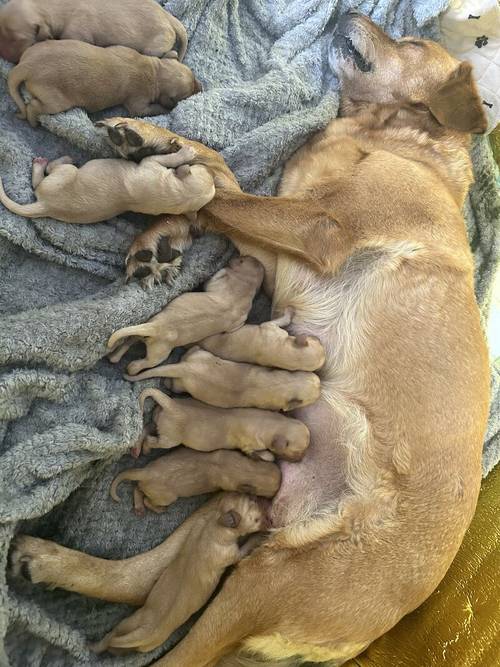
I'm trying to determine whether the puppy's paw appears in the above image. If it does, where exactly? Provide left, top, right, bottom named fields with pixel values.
left=9, top=535, right=60, bottom=586
left=126, top=220, right=192, bottom=288
left=95, top=118, right=182, bottom=162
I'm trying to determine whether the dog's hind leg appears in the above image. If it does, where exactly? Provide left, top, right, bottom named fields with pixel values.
left=25, top=98, right=43, bottom=128
left=31, top=158, right=48, bottom=188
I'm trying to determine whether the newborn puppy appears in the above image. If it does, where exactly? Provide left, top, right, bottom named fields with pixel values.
left=111, top=448, right=281, bottom=514
left=0, top=146, right=214, bottom=224
left=91, top=493, right=266, bottom=654
left=138, top=388, right=310, bottom=462
left=0, top=0, right=188, bottom=64
left=8, top=40, right=200, bottom=127
left=200, top=307, right=325, bottom=371
left=108, top=256, right=264, bottom=373
left=125, top=347, right=321, bottom=411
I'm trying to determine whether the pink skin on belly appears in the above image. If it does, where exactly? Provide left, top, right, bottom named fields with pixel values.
left=271, top=398, right=349, bottom=528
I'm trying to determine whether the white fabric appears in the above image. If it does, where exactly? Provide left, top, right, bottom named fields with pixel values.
left=440, top=0, right=500, bottom=131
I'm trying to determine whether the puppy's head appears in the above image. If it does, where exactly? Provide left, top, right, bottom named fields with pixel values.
left=0, top=1, right=50, bottom=63
left=157, top=59, right=202, bottom=110
left=217, top=493, right=267, bottom=535
left=330, top=13, right=487, bottom=134
left=226, top=255, right=265, bottom=288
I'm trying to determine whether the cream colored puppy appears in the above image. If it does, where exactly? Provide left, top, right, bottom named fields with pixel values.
left=200, top=308, right=325, bottom=371
left=111, top=448, right=281, bottom=514
left=8, top=41, right=200, bottom=127
left=0, top=0, right=188, bottom=63
left=91, top=493, right=266, bottom=654
left=0, top=145, right=214, bottom=224
left=125, top=347, right=321, bottom=411
left=138, top=388, right=310, bottom=461
left=108, top=256, right=264, bottom=373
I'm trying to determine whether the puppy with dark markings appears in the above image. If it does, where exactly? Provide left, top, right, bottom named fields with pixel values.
left=200, top=307, right=325, bottom=371
left=108, top=256, right=263, bottom=369
left=0, top=0, right=188, bottom=63
left=0, top=145, right=214, bottom=225
left=137, top=388, right=310, bottom=461
left=125, top=346, right=321, bottom=411
left=8, top=40, right=200, bottom=127
left=110, top=448, right=281, bottom=515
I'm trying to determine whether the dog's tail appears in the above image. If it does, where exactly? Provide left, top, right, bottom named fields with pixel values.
left=169, top=14, right=188, bottom=61
left=139, top=388, right=172, bottom=413
left=0, top=177, right=46, bottom=218
left=7, top=65, right=28, bottom=119
left=124, top=362, right=182, bottom=382
left=110, top=469, right=146, bottom=502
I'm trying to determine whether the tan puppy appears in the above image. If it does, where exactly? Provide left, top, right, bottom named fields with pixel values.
left=91, top=493, right=266, bottom=654
left=8, top=40, right=200, bottom=127
left=200, top=308, right=325, bottom=371
left=10, top=16, right=491, bottom=667
left=0, top=0, right=188, bottom=63
left=111, top=448, right=281, bottom=515
left=138, top=388, right=310, bottom=461
left=108, top=256, right=263, bottom=372
left=125, top=346, right=321, bottom=411
left=0, top=145, right=214, bottom=224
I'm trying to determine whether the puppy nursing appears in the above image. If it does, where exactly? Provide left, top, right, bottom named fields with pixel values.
left=139, top=389, right=310, bottom=461
left=0, top=146, right=214, bottom=223
left=91, top=493, right=266, bottom=654
left=108, top=256, right=264, bottom=373
left=0, top=0, right=188, bottom=63
left=126, top=347, right=321, bottom=411
left=111, top=448, right=281, bottom=514
left=8, top=40, right=199, bottom=126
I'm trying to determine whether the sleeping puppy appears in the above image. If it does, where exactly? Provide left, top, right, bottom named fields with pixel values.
left=200, top=307, right=325, bottom=371
left=110, top=448, right=281, bottom=514
left=0, top=0, right=188, bottom=64
left=0, top=145, right=214, bottom=225
left=91, top=493, right=267, bottom=654
left=137, top=388, right=310, bottom=461
left=108, top=256, right=264, bottom=370
left=8, top=40, right=200, bottom=127
left=125, top=347, right=321, bottom=411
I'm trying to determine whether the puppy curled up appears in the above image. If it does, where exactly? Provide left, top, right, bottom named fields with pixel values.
left=108, top=256, right=264, bottom=374
left=0, top=145, right=214, bottom=224
left=91, top=493, right=267, bottom=654
left=125, top=347, right=321, bottom=411
left=8, top=40, right=200, bottom=127
left=0, top=0, right=188, bottom=63
left=111, top=447, right=281, bottom=514
left=200, top=307, right=325, bottom=371
left=138, top=388, right=310, bottom=461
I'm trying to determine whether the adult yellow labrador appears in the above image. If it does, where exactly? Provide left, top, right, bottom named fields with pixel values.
left=11, top=14, right=490, bottom=667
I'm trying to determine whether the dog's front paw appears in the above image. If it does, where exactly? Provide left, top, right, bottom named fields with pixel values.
left=95, top=118, right=183, bottom=161
left=126, top=220, right=192, bottom=288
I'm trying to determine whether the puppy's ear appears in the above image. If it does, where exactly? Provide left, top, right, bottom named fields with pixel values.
left=271, top=435, right=289, bottom=454
left=219, top=510, right=241, bottom=529
left=34, top=22, right=52, bottom=41
left=427, top=62, right=487, bottom=134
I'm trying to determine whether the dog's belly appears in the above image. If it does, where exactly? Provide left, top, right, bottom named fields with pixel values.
left=271, top=398, right=349, bottom=527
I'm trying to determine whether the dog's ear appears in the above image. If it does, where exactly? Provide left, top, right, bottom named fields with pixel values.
left=427, top=62, right=487, bottom=134
left=219, top=510, right=241, bottom=529
left=271, top=435, right=289, bottom=454
left=34, top=21, right=52, bottom=41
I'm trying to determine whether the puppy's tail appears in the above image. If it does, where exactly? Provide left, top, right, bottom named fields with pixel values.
left=169, top=14, right=188, bottom=61
left=7, top=65, right=28, bottom=119
left=139, top=388, right=172, bottom=413
left=107, top=323, right=153, bottom=350
left=110, top=469, right=146, bottom=502
left=124, top=362, right=182, bottom=382
left=0, top=177, right=46, bottom=218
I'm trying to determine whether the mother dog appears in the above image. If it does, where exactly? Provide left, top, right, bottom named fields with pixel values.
left=11, top=14, right=490, bottom=667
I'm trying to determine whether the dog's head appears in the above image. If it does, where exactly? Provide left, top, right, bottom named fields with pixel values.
left=0, top=1, right=51, bottom=63
left=330, top=13, right=487, bottom=134
left=157, top=58, right=203, bottom=110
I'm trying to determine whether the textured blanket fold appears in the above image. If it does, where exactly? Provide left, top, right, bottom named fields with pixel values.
left=0, top=0, right=498, bottom=665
